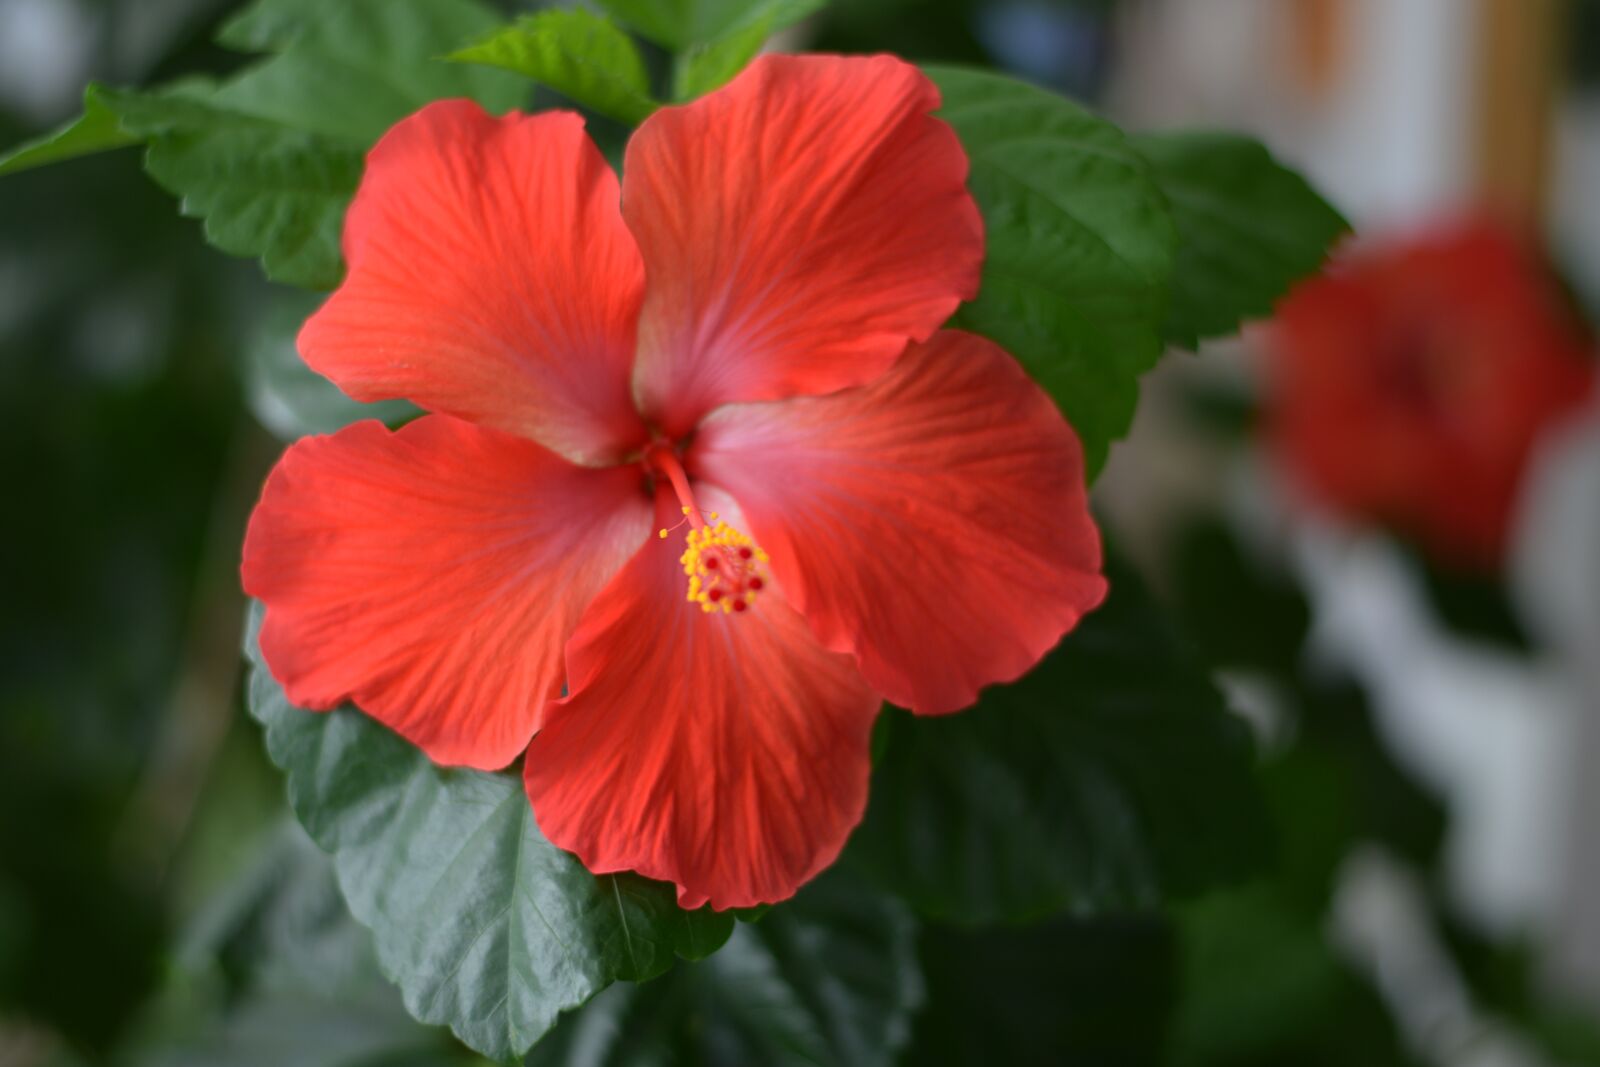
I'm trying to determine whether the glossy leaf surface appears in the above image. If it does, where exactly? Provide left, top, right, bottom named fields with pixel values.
left=244, top=606, right=733, bottom=1064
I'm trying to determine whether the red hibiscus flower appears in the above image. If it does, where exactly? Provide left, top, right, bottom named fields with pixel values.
left=241, top=55, right=1107, bottom=909
left=1264, top=219, right=1596, bottom=572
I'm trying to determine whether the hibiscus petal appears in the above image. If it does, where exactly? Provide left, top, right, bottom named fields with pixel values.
left=300, top=100, right=648, bottom=466
left=623, top=54, right=983, bottom=437
left=525, top=490, right=881, bottom=910
left=242, top=415, right=652, bottom=771
left=691, top=330, right=1107, bottom=715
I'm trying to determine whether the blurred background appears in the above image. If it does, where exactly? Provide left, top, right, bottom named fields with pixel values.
left=1, top=0, right=1598, bottom=1064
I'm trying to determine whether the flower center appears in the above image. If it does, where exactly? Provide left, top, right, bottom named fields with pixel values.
left=680, top=520, right=769, bottom=614
left=648, top=445, right=769, bottom=615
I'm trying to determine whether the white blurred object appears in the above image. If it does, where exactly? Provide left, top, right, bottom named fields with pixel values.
left=1293, top=519, right=1580, bottom=941
left=1303, top=0, right=1477, bottom=225
left=1553, top=94, right=1600, bottom=340
left=1109, top=0, right=1477, bottom=227
left=1511, top=410, right=1600, bottom=998
left=0, top=0, right=94, bottom=123
left=1513, top=408, right=1600, bottom=654
left=1110, top=0, right=1600, bottom=1006
left=1334, top=847, right=1547, bottom=1067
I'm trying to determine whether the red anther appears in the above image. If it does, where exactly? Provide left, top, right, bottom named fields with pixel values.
left=748, top=577, right=764, bottom=591
left=703, top=556, right=719, bottom=569
left=732, top=599, right=748, bottom=612
left=738, top=547, right=753, bottom=560
left=708, top=587, right=724, bottom=602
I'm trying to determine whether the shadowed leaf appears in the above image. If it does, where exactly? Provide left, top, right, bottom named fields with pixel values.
left=929, top=66, right=1177, bottom=477
left=1131, top=130, right=1349, bottom=350
left=846, top=555, right=1270, bottom=924
left=451, top=10, right=658, bottom=126
left=244, top=605, right=733, bottom=1064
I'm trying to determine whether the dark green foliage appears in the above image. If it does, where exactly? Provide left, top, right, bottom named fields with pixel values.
left=0, top=3, right=1505, bottom=1065
left=527, top=870, right=921, bottom=1067
left=930, top=65, right=1176, bottom=476
left=450, top=10, right=659, bottom=126
left=242, top=289, right=418, bottom=440
left=595, top=0, right=823, bottom=51
left=0, top=133, right=251, bottom=1053
left=908, top=913, right=1176, bottom=1067
left=847, top=556, right=1271, bottom=923
left=0, top=0, right=526, bottom=288
left=1131, top=131, right=1349, bottom=350
left=1171, top=887, right=1417, bottom=1067
left=1170, top=517, right=1313, bottom=674
left=244, top=606, right=733, bottom=1064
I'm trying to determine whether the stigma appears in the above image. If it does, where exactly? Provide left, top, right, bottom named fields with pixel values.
left=648, top=445, right=770, bottom=615
left=677, top=517, right=770, bottom=614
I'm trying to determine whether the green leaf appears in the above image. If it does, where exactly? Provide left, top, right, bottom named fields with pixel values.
left=1, top=0, right=522, bottom=184
left=1171, top=887, right=1412, bottom=1067
left=31, top=0, right=527, bottom=288
left=598, top=0, right=822, bottom=50
left=928, top=66, right=1178, bottom=478
left=193, top=0, right=525, bottom=282
left=449, top=10, right=658, bottom=127
left=243, top=605, right=734, bottom=1065
left=907, top=914, right=1175, bottom=1065
left=665, top=0, right=828, bottom=101
left=1170, top=516, right=1312, bottom=674
left=221, top=0, right=499, bottom=54
left=214, top=0, right=525, bottom=143
left=845, top=555, right=1271, bottom=925
left=132, top=989, right=471, bottom=1067
left=178, top=822, right=377, bottom=996
left=1131, top=130, right=1349, bottom=350
left=92, top=85, right=362, bottom=290
left=1166, top=516, right=1447, bottom=906
left=527, top=870, right=921, bottom=1067
left=244, top=291, right=420, bottom=440
left=127, top=821, right=484, bottom=1067
left=0, top=84, right=138, bottom=177
left=672, top=15, right=775, bottom=101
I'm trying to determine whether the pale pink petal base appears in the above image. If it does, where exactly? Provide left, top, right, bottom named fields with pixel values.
left=692, top=330, right=1107, bottom=715
left=525, top=490, right=881, bottom=910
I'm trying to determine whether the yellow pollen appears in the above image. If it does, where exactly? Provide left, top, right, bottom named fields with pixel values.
left=677, top=519, right=770, bottom=615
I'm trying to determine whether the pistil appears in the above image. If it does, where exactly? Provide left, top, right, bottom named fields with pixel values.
left=648, top=445, right=769, bottom=615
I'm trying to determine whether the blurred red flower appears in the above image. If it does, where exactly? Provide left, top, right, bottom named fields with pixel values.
left=1265, top=219, right=1596, bottom=571
left=240, top=55, right=1107, bottom=909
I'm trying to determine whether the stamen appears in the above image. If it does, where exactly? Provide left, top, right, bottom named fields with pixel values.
left=648, top=444, right=771, bottom=616
left=679, top=519, right=771, bottom=614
